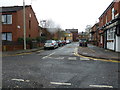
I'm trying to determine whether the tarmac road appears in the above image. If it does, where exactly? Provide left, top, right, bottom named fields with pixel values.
left=2, top=42, right=120, bottom=88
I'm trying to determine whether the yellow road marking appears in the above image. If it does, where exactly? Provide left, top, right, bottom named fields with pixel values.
left=74, top=48, right=120, bottom=63
left=2, top=52, right=32, bottom=57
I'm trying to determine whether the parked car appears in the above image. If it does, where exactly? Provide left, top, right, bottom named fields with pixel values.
left=79, top=39, right=87, bottom=47
left=44, top=40, right=58, bottom=49
left=66, top=40, right=71, bottom=44
left=56, top=40, right=63, bottom=47
left=62, top=40, right=66, bottom=45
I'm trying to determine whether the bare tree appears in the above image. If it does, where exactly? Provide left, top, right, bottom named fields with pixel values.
left=40, top=19, right=62, bottom=34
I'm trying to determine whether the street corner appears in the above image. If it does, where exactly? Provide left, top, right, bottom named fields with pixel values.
left=2, top=47, right=45, bottom=57
left=74, top=46, right=120, bottom=63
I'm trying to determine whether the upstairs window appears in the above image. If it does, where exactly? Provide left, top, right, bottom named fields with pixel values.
left=2, top=15, right=12, bottom=24
left=112, top=8, right=115, bottom=20
left=29, top=20, right=31, bottom=29
left=106, top=15, right=108, bottom=24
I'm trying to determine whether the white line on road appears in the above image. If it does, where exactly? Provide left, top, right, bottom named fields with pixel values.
left=50, top=82, right=71, bottom=85
left=68, top=57, right=77, bottom=60
left=42, top=52, right=55, bottom=59
left=51, top=57, right=65, bottom=60
left=59, top=47, right=64, bottom=50
left=11, top=79, right=24, bottom=82
left=89, top=85, right=113, bottom=88
left=11, top=79, right=30, bottom=82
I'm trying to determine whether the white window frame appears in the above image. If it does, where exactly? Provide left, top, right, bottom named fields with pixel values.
left=2, top=32, right=12, bottom=41
left=107, top=28, right=115, bottom=40
left=112, top=8, right=115, bottom=20
left=2, top=14, right=12, bottom=24
left=101, top=35, right=103, bottom=44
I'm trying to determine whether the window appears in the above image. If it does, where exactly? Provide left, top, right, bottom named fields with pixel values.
left=29, top=20, right=31, bottom=29
left=2, top=15, right=12, bottom=24
left=106, top=15, right=108, bottom=24
left=107, top=28, right=115, bottom=40
left=100, top=35, right=103, bottom=44
left=2, top=32, right=12, bottom=41
left=29, top=13, right=31, bottom=18
left=112, top=8, right=115, bottom=20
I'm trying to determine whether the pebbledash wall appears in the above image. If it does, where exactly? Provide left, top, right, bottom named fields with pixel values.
left=99, top=0, right=120, bottom=52
left=1, top=5, right=40, bottom=51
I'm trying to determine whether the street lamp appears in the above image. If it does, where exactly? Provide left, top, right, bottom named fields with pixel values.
left=23, top=0, right=26, bottom=50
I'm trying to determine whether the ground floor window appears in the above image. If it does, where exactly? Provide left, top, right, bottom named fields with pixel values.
left=100, top=35, right=103, bottom=44
left=107, top=27, right=115, bottom=40
left=2, top=32, right=12, bottom=41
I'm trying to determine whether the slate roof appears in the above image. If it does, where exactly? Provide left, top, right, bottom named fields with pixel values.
left=66, top=29, right=78, bottom=33
left=65, top=30, right=72, bottom=34
left=0, top=5, right=30, bottom=13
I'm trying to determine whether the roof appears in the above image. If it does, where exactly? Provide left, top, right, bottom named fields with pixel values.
left=0, top=5, right=31, bottom=13
left=99, top=1, right=114, bottom=19
left=65, top=29, right=78, bottom=33
left=65, top=30, right=72, bottom=34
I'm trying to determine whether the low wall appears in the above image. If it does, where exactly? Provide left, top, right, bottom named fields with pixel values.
left=2, top=45, right=30, bottom=51
left=2, top=41, right=44, bottom=51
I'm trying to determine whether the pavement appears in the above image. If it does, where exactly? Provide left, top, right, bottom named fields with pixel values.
left=2, top=44, right=120, bottom=61
left=78, top=44, right=120, bottom=61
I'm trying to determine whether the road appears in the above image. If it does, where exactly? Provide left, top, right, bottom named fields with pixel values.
left=2, top=42, right=119, bottom=88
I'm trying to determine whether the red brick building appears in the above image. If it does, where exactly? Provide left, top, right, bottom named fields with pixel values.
left=1, top=5, right=40, bottom=51
left=90, top=23, right=99, bottom=46
left=98, top=0, right=120, bottom=52
left=65, top=29, right=78, bottom=41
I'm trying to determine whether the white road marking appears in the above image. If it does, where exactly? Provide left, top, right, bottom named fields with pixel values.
left=59, top=47, right=64, bottom=50
left=11, top=79, right=30, bottom=82
left=50, top=82, right=71, bottom=85
left=26, top=80, right=30, bottom=82
left=53, top=57, right=64, bottom=60
left=42, top=52, right=55, bottom=59
left=74, top=48, right=78, bottom=53
left=89, top=85, right=113, bottom=88
left=11, top=79, right=24, bottom=82
left=80, top=57, right=90, bottom=61
left=68, top=57, right=77, bottom=60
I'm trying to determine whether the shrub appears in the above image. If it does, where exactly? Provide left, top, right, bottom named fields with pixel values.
left=36, top=36, right=46, bottom=43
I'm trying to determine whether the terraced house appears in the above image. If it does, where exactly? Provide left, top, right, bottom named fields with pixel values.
left=1, top=5, right=39, bottom=51
left=99, top=0, right=120, bottom=52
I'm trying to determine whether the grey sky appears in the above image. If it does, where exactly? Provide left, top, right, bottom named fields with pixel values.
left=0, top=0, right=113, bottom=32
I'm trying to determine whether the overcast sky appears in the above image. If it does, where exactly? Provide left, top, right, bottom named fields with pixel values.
left=0, top=0, right=113, bottom=32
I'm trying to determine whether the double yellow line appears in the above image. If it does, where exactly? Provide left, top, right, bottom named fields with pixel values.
left=74, top=47, right=120, bottom=63
left=2, top=52, right=32, bottom=57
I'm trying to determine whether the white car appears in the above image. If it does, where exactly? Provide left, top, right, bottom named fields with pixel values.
left=66, top=40, right=71, bottom=44
left=44, top=40, right=58, bottom=49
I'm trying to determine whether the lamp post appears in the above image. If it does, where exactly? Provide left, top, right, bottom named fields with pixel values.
left=23, top=0, right=26, bottom=50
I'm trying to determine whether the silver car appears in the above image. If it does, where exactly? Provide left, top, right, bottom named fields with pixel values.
left=44, top=40, right=58, bottom=49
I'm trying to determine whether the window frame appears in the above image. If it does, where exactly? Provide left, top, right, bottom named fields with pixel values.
left=2, top=32, right=12, bottom=41
left=2, top=14, right=12, bottom=24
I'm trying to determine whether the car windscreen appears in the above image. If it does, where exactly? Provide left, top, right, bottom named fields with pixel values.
left=46, top=40, right=52, bottom=43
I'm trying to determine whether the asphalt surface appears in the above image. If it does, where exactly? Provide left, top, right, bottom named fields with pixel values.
left=2, top=42, right=120, bottom=88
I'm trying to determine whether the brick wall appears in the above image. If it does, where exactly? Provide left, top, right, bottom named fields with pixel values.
left=2, top=6, right=39, bottom=42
